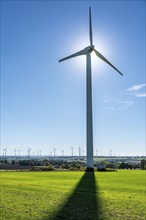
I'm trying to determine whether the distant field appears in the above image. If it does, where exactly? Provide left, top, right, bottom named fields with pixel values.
left=0, top=170, right=145, bottom=220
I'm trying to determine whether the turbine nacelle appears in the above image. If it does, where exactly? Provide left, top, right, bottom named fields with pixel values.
left=84, top=46, right=95, bottom=54
left=89, top=45, right=95, bottom=53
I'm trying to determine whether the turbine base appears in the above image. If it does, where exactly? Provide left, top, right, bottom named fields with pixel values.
left=86, top=167, right=94, bottom=172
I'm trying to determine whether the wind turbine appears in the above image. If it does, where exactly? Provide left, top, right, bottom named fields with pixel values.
left=59, top=7, right=123, bottom=171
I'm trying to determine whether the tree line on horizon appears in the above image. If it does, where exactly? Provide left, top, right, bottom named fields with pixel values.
left=0, top=159, right=146, bottom=170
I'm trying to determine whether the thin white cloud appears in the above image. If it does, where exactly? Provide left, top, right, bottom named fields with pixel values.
left=102, top=95, right=114, bottom=103
left=103, top=83, right=145, bottom=112
left=118, top=100, right=134, bottom=106
left=103, top=94, right=135, bottom=112
left=134, top=93, right=146, bottom=98
left=102, top=98, right=111, bottom=103
left=126, top=84, right=146, bottom=92
left=103, top=98, right=134, bottom=112
left=105, top=107, right=115, bottom=111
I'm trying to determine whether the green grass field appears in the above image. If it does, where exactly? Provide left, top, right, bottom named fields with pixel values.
left=0, top=170, right=145, bottom=220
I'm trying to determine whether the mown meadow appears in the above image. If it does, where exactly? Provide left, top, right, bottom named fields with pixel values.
left=0, top=170, right=145, bottom=220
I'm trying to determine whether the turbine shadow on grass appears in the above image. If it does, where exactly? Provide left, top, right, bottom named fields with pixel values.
left=49, top=172, right=105, bottom=220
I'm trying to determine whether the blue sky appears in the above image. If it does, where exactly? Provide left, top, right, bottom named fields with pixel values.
left=1, top=0, right=145, bottom=156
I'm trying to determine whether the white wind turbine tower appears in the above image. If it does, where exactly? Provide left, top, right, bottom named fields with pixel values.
left=59, top=7, right=123, bottom=171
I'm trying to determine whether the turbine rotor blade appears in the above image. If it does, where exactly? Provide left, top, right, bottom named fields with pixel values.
left=59, top=48, right=88, bottom=62
left=94, top=49, right=123, bottom=76
left=89, top=7, right=93, bottom=46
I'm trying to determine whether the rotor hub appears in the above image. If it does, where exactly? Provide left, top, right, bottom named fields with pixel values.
left=89, top=45, right=95, bottom=53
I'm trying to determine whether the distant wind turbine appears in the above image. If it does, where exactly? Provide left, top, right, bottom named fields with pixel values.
left=53, top=148, right=56, bottom=157
left=59, top=7, right=123, bottom=171
left=71, top=147, right=74, bottom=157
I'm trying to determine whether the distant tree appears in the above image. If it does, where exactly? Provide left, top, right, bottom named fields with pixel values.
left=128, top=164, right=133, bottom=170
left=12, top=160, right=15, bottom=165
left=75, top=163, right=81, bottom=169
left=61, top=164, right=66, bottom=169
left=133, top=163, right=140, bottom=169
left=54, top=164, right=60, bottom=169
left=118, top=162, right=134, bottom=170
left=141, top=159, right=146, bottom=170
left=100, top=161, right=107, bottom=165
left=118, top=162, right=125, bottom=169
left=29, top=160, right=34, bottom=167
left=106, top=163, right=115, bottom=169
left=19, top=160, right=32, bottom=166
left=36, top=161, right=42, bottom=166
left=64, top=163, right=70, bottom=169
left=125, top=163, right=130, bottom=169
left=42, top=159, right=49, bottom=166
